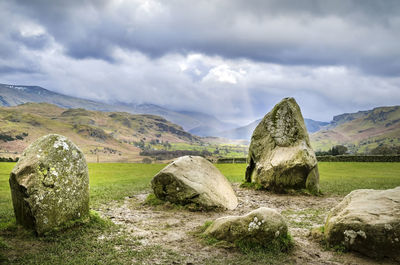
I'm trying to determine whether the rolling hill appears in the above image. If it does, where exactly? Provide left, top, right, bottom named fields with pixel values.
left=211, top=105, right=400, bottom=155
left=0, top=103, right=201, bottom=162
left=0, top=83, right=234, bottom=133
left=310, top=106, right=400, bottom=153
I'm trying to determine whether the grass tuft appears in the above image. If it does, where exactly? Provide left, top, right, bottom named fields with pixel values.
left=144, top=193, right=165, bottom=206
left=239, top=182, right=264, bottom=190
left=235, top=232, right=294, bottom=254
left=0, top=236, right=8, bottom=262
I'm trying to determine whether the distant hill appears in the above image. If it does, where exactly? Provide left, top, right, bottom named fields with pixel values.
left=183, top=110, right=237, bottom=137
left=305, top=119, right=330, bottom=133
left=221, top=106, right=400, bottom=153
left=0, top=83, right=233, bottom=133
left=310, top=106, right=400, bottom=153
left=0, top=103, right=201, bottom=162
left=217, top=118, right=328, bottom=140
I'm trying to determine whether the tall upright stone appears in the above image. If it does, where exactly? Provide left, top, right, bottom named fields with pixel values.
left=9, top=134, right=89, bottom=235
left=245, top=97, right=319, bottom=193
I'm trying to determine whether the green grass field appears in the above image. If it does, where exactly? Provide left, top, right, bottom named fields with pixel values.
left=1, top=162, right=400, bottom=227
left=1, top=162, right=399, bottom=264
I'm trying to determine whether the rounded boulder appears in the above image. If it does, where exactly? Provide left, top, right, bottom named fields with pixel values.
left=151, top=156, right=238, bottom=210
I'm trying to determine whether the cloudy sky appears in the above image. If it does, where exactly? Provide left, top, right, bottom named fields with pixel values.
left=1, top=0, right=400, bottom=125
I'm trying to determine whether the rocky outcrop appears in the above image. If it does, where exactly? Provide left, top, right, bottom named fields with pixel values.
left=324, top=187, right=400, bottom=259
left=151, top=156, right=238, bottom=210
left=204, top=207, right=290, bottom=249
left=245, top=97, right=319, bottom=193
left=9, top=134, right=89, bottom=235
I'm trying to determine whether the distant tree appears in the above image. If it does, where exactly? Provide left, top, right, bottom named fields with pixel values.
left=201, top=149, right=212, bottom=157
left=370, top=145, right=400, bottom=155
left=142, top=157, right=152, bottom=164
left=315, top=150, right=330, bottom=156
left=330, top=145, right=348, bottom=156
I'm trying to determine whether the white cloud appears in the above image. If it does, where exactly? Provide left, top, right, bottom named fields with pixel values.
left=203, top=65, right=244, bottom=84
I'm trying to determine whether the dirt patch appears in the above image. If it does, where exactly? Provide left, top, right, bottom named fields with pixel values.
left=98, top=184, right=397, bottom=264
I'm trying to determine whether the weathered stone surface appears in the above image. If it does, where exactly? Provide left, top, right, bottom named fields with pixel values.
left=245, top=97, right=319, bottom=193
left=204, top=207, right=288, bottom=247
left=9, top=134, right=89, bottom=235
left=151, top=156, right=238, bottom=210
left=324, top=187, right=400, bottom=259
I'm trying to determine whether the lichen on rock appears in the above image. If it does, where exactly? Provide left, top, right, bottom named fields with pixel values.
left=203, top=207, right=291, bottom=251
left=324, top=187, right=400, bottom=259
left=151, top=156, right=238, bottom=210
left=245, top=97, right=319, bottom=193
left=9, top=134, right=89, bottom=235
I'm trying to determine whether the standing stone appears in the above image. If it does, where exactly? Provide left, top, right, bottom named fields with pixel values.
left=151, top=156, right=238, bottom=210
left=9, top=134, right=89, bottom=235
left=245, top=97, right=319, bottom=193
left=324, top=187, right=400, bottom=259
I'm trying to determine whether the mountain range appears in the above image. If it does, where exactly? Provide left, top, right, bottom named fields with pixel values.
left=218, top=106, right=400, bottom=153
left=310, top=106, right=400, bottom=153
left=0, top=83, right=235, bottom=135
left=1, top=83, right=399, bottom=154
left=0, top=102, right=201, bottom=162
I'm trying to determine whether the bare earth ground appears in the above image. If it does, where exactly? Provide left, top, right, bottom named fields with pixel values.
left=97, top=184, right=398, bottom=265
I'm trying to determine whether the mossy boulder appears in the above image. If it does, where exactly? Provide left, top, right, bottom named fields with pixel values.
left=324, top=187, right=400, bottom=260
left=245, top=97, right=319, bottom=193
left=203, top=207, right=290, bottom=249
left=151, top=156, right=238, bottom=210
left=9, top=134, right=89, bottom=235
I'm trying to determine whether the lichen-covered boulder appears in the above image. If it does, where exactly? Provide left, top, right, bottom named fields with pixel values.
left=151, top=156, right=238, bottom=210
left=324, top=187, right=400, bottom=259
left=245, top=97, right=319, bottom=193
left=9, top=134, right=89, bottom=235
left=204, top=207, right=289, bottom=249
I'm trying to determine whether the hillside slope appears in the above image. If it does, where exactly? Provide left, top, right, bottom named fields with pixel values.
left=0, top=103, right=200, bottom=162
left=0, top=83, right=233, bottom=132
left=310, top=106, right=400, bottom=153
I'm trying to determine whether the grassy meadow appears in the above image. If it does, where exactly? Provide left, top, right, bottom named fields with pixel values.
left=0, top=162, right=400, bottom=264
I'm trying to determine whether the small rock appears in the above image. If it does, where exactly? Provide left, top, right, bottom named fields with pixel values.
left=204, top=207, right=289, bottom=249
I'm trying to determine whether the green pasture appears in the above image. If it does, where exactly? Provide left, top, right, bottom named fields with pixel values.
left=0, top=162, right=399, bottom=264
left=165, top=142, right=248, bottom=157
left=1, top=162, right=400, bottom=228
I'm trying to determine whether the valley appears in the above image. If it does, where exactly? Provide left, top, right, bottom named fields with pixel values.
left=1, top=83, right=399, bottom=159
left=0, top=103, right=247, bottom=163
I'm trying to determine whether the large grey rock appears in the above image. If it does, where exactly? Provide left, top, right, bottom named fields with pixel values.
left=204, top=207, right=289, bottom=248
left=245, top=97, right=319, bottom=193
left=9, top=134, right=89, bottom=235
left=151, top=156, right=238, bottom=210
left=324, top=187, right=400, bottom=259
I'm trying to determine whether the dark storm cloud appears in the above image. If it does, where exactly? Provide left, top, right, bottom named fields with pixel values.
left=0, top=1, right=47, bottom=75
left=7, top=0, right=400, bottom=76
left=1, top=0, right=400, bottom=124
